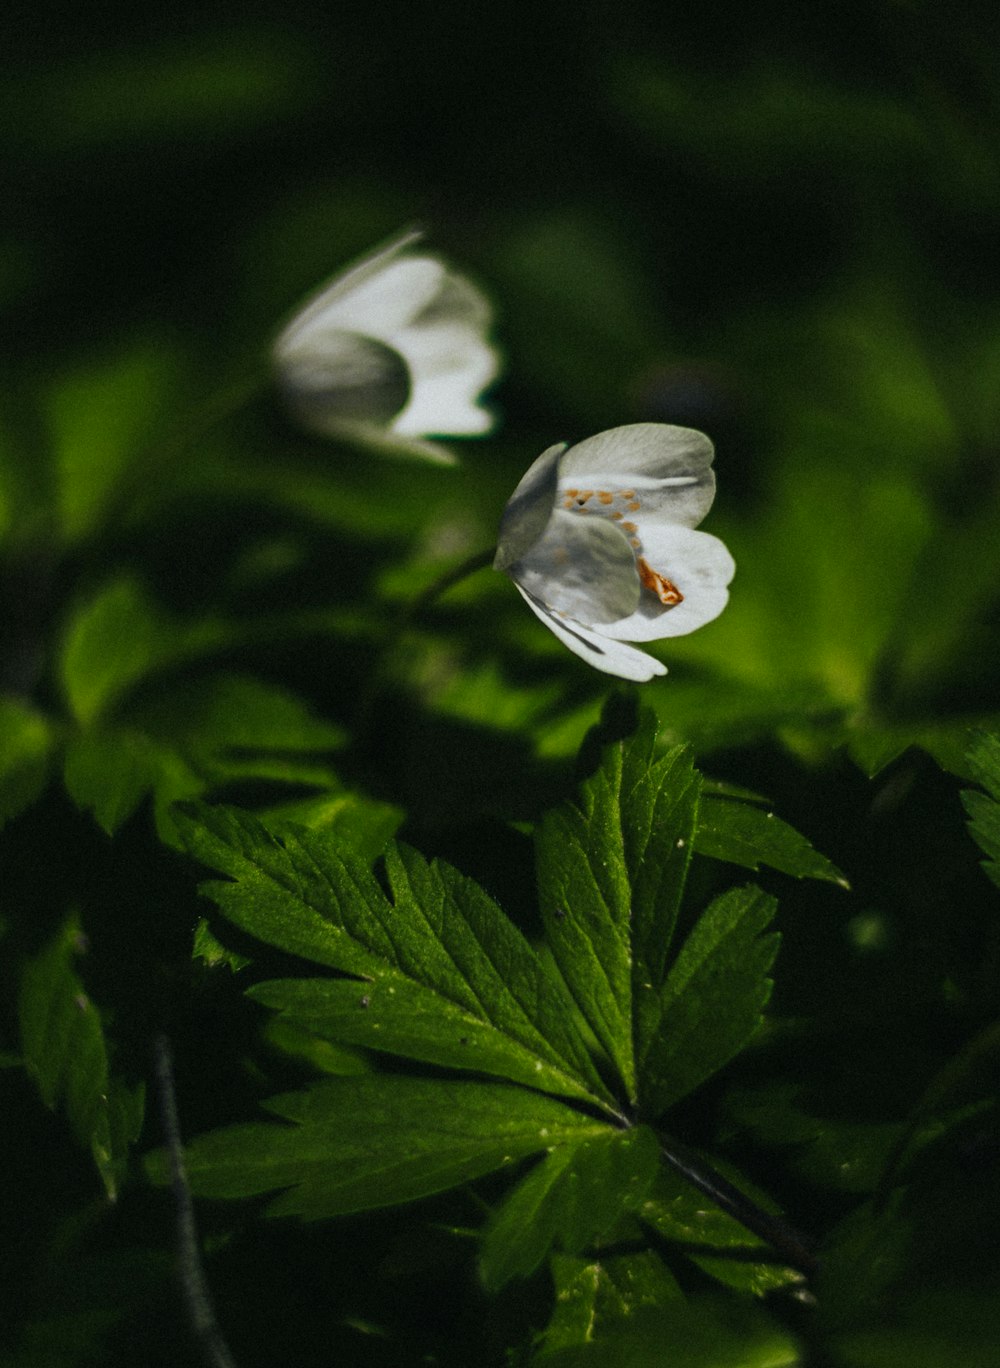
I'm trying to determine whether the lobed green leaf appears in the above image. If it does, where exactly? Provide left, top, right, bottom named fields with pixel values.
left=176, top=804, right=614, bottom=1109
left=148, top=1075, right=607, bottom=1220
left=639, top=886, right=779, bottom=1115
left=478, top=1125, right=659, bottom=1291
left=18, top=913, right=144, bottom=1199
left=534, top=714, right=700, bottom=1105
left=695, top=794, right=848, bottom=886
left=64, top=672, right=348, bottom=838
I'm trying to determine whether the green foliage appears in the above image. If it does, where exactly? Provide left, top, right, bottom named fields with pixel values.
left=58, top=576, right=231, bottom=728
left=63, top=669, right=347, bottom=839
left=147, top=1074, right=610, bottom=1219
left=541, top=1251, right=684, bottom=1356
left=17, top=914, right=144, bottom=1200
left=538, top=1296, right=800, bottom=1366
left=45, top=343, right=185, bottom=546
left=639, top=1163, right=803, bottom=1296
left=4, top=7, right=1000, bottom=1359
left=0, top=697, right=53, bottom=829
left=159, top=711, right=838, bottom=1306
left=177, top=802, right=613, bottom=1107
left=479, top=1127, right=660, bottom=1291
left=963, top=732, right=1000, bottom=888
left=694, top=794, right=848, bottom=886
left=639, top=885, right=779, bottom=1114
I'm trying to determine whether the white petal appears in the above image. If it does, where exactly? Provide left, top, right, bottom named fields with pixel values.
left=390, top=322, right=501, bottom=436
left=273, top=231, right=424, bottom=354
left=494, top=442, right=565, bottom=572
left=392, top=377, right=495, bottom=436
left=412, top=269, right=494, bottom=332
left=275, top=232, right=501, bottom=445
left=310, top=418, right=459, bottom=465
left=276, top=253, right=445, bottom=354
left=516, top=586, right=666, bottom=681
left=562, top=422, right=714, bottom=478
left=512, top=509, right=640, bottom=623
left=598, top=527, right=735, bottom=641
left=276, top=329, right=410, bottom=431
left=560, top=422, right=717, bottom=529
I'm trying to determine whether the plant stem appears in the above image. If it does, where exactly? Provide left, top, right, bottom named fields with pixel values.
left=657, top=1133, right=819, bottom=1277
left=352, top=545, right=496, bottom=740
left=154, top=1035, right=240, bottom=1368
left=402, top=545, right=497, bottom=621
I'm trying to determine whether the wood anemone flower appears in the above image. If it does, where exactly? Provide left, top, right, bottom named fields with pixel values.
left=273, top=231, right=501, bottom=463
left=494, top=423, right=734, bottom=681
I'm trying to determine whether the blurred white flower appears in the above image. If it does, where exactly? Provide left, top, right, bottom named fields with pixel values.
left=494, top=423, right=734, bottom=681
left=273, top=230, right=501, bottom=463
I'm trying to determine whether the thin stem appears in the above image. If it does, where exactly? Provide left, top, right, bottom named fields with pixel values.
left=352, top=545, right=496, bottom=739
left=153, top=1035, right=240, bottom=1368
left=657, top=1133, right=819, bottom=1277
left=402, top=546, right=496, bottom=622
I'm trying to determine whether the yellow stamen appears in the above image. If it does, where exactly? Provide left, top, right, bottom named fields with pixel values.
left=638, top=558, right=684, bottom=606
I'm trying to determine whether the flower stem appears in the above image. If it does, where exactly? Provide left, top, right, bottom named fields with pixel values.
left=402, top=546, right=496, bottom=621
left=352, top=546, right=496, bottom=742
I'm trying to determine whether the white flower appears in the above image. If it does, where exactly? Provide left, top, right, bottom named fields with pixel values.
left=273, top=230, right=501, bottom=463
left=494, top=424, right=734, bottom=681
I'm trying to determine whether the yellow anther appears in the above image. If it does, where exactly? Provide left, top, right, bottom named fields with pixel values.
left=638, top=558, right=684, bottom=606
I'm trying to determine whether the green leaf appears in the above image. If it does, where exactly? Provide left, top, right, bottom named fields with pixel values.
left=63, top=727, right=196, bottom=835
left=537, top=1297, right=800, bottom=1367
left=639, top=1163, right=804, bottom=1295
left=131, top=671, right=346, bottom=764
left=535, top=714, right=700, bottom=1104
left=176, top=804, right=614, bottom=1109
left=963, top=732, right=1000, bottom=889
left=18, top=913, right=144, bottom=1199
left=63, top=673, right=346, bottom=837
left=259, top=1017, right=370, bottom=1077
left=146, top=1075, right=607, bottom=1220
left=535, top=764, right=637, bottom=1101
left=191, top=917, right=251, bottom=974
left=46, top=342, right=184, bottom=544
left=258, top=790, right=402, bottom=863
left=663, top=463, right=933, bottom=712
left=639, top=886, right=779, bottom=1115
left=59, top=577, right=231, bottom=727
left=695, top=795, right=849, bottom=887
left=617, top=718, right=701, bottom=987
left=479, top=1126, right=659, bottom=1291
left=0, top=697, right=54, bottom=828
left=651, top=673, right=844, bottom=756
left=847, top=714, right=1000, bottom=781
left=726, top=1082, right=906, bottom=1195
left=541, top=1251, right=683, bottom=1356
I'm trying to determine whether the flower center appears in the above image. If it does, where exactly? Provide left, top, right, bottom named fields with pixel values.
left=561, top=487, right=685, bottom=607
